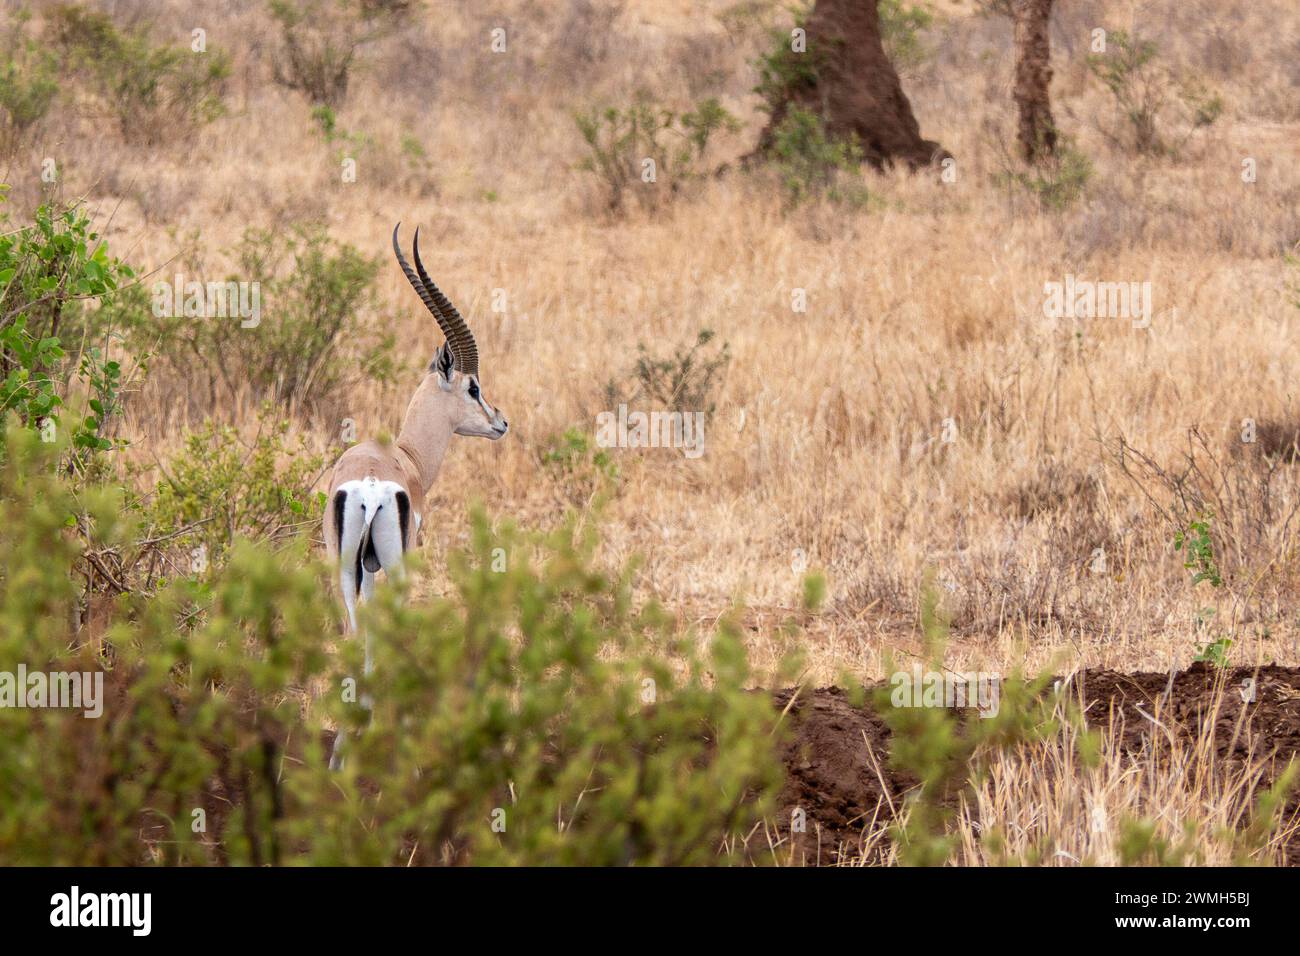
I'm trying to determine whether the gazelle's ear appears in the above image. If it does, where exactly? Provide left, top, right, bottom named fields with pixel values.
left=429, top=343, right=454, bottom=382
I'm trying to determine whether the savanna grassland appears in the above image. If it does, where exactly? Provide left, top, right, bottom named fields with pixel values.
left=3, top=0, right=1300, bottom=866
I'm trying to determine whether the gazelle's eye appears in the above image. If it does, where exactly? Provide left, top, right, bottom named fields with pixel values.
left=468, top=380, right=480, bottom=400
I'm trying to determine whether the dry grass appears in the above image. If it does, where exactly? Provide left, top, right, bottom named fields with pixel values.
left=5, top=0, right=1300, bottom=862
left=955, top=693, right=1299, bottom=866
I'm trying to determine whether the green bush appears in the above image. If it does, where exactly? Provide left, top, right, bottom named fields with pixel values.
left=753, top=5, right=820, bottom=117
left=309, top=102, right=373, bottom=154
left=541, top=426, right=619, bottom=507
left=0, top=10, right=58, bottom=155
left=223, top=227, right=394, bottom=410
left=0, top=425, right=332, bottom=865
left=52, top=3, right=229, bottom=145
left=0, top=427, right=783, bottom=865
left=102, top=227, right=396, bottom=415
left=751, top=9, right=878, bottom=206
left=575, top=96, right=738, bottom=212
left=769, top=106, right=869, bottom=207
left=145, top=406, right=330, bottom=570
left=1086, top=30, right=1222, bottom=157
left=605, top=327, right=731, bottom=415
left=997, top=137, right=1092, bottom=211
left=0, top=190, right=136, bottom=476
left=879, top=0, right=934, bottom=73
left=268, top=0, right=401, bottom=108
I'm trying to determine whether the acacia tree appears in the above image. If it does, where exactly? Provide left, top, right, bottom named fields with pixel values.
left=1011, top=0, right=1057, bottom=161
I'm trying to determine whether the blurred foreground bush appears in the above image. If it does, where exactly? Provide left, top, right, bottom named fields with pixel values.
left=0, top=425, right=781, bottom=864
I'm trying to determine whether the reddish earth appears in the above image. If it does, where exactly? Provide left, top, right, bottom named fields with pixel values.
left=750, top=0, right=948, bottom=170
left=773, top=663, right=1300, bottom=864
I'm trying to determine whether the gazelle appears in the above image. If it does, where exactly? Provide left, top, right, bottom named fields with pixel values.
left=324, top=223, right=508, bottom=679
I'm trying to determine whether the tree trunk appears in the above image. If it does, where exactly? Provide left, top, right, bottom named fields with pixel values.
left=753, top=0, right=947, bottom=170
left=1012, top=0, right=1057, bottom=162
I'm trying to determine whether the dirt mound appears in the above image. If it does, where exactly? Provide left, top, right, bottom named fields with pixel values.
left=771, top=686, right=913, bottom=862
left=754, top=0, right=947, bottom=170
left=773, top=663, right=1300, bottom=864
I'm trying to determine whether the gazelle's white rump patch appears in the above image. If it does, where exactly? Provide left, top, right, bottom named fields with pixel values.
left=333, top=477, right=409, bottom=633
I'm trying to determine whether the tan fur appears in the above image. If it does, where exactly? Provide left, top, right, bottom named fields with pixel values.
left=323, top=367, right=506, bottom=561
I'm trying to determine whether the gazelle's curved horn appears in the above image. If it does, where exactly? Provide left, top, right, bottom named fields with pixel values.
left=412, top=227, right=478, bottom=379
left=392, top=222, right=460, bottom=368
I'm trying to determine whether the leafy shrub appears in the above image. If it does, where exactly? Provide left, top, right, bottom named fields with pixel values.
left=268, top=0, right=400, bottom=107
left=145, top=407, right=330, bottom=570
left=1109, top=426, right=1295, bottom=601
left=0, top=425, right=332, bottom=865
left=306, top=511, right=784, bottom=865
left=229, top=228, right=394, bottom=410
left=0, top=428, right=783, bottom=865
left=753, top=4, right=820, bottom=117
left=310, top=103, right=372, bottom=152
left=1086, top=30, right=1222, bottom=156
left=997, top=137, right=1092, bottom=211
left=605, top=327, right=731, bottom=416
left=0, top=10, right=58, bottom=155
left=0, top=190, right=136, bottom=475
left=1173, top=512, right=1232, bottom=668
left=768, top=106, right=869, bottom=207
left=1174, top=512, right=1224, bottom=589
left=575, top=96, right=738, bottom=212
left=541, top=426, right=619, bottom=507
left=751, top=8, right=882, bottom=206
left=878, top=0, right=934, bottom=73
left=104, top=227, right=396, bottom=416
left=52, top=3, right=229, bottom=145
left=307, top=105, right=435, bottom=193
left=1191, top=636, right=1232, bottom=668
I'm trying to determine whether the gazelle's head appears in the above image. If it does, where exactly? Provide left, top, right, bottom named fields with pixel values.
left=393, top=224, right=508, bottom=441
left=427, top=343, right=508, bottom=439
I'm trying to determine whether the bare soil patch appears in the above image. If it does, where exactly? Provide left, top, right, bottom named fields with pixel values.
left=774, top=663, right=1300, bottom=864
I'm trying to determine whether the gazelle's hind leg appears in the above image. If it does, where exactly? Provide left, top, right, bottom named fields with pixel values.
left=330, top=488, right=365, bottom=770
left=329, top=557, right=360, bottom=771
left=329, top=731, right=345, bottom=771
left=334, top=487, right=367, bottom=633
left=338, top=565, right=359, bottom=634
left=360, top=503, right=405, bottom=701
left=359, top=569, right=377, bottom=711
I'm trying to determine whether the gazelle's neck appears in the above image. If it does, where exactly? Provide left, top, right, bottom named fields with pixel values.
left=395, top=382, right=455, bottom=495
